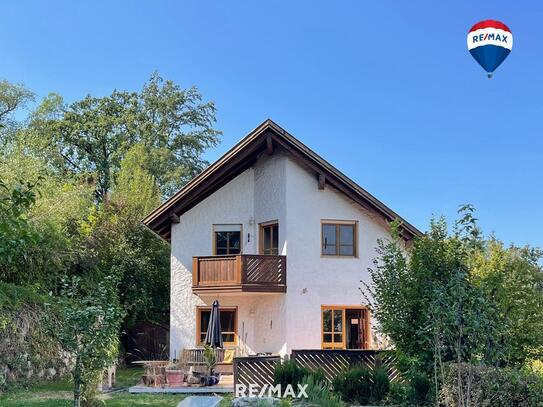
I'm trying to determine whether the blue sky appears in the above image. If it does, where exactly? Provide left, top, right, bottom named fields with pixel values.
left=1, top=1, right=542, bottom=247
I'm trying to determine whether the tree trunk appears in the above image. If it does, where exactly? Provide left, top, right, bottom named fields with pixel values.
left=73, top=357, right=81, bottom=407
left=74, top=381, right=81, bottom=407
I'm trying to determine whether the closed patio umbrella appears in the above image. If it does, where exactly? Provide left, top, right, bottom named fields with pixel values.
left=204, top=300, right=223, bottom=349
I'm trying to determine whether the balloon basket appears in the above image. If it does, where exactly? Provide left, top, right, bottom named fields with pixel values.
left=487, top=73, right=493, bottom=79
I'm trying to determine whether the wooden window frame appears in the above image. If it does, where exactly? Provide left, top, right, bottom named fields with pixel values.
left=321, top=306, right=346, bottom=349
left=212, top=224, right=243, bottom=255
left=321, top=220, right=358, bottom=257
left=196, top=306, right=238, bottom=347
left=259, top=220, right=279, bottom=255
left=321, top=305, right=371, bottom=350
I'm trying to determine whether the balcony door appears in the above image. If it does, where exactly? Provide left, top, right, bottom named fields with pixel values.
left=260, top=222, right=279, bottom=255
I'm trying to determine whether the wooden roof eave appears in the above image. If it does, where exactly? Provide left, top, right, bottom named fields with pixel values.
left=143, top=123, right=274, bottom=238
left=266, top=122, right=421, bottom=239
left=142, top=119, right=422, bottom=241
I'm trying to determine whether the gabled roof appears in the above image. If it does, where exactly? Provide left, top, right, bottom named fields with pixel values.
left=142, top=119, right=422, bottom=241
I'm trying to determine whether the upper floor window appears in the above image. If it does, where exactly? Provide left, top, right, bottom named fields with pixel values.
left=260, top=221, right=279, bottom=255
left=321, top=221, right=357, bottom=257
left=214, top=225, right=241, bottom=255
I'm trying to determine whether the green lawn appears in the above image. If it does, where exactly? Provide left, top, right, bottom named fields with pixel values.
left=0, top=368, right=184, bottom=407
left=114, top=367, right=146, bottom=389
left=218, top=394, right=234, bottom=407
left=0, top=392, right=183, bottom=407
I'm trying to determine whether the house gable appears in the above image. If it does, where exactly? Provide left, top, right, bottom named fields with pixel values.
left=142, top=119, right=422, bottom=241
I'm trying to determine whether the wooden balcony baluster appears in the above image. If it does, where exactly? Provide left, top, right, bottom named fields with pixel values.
left=192, top=255, right=286, bottom=294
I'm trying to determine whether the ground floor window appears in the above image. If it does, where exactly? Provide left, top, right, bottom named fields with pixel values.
left=321, top=305, right=370, bottom=349
left=196, top=306, right=237, bottom=346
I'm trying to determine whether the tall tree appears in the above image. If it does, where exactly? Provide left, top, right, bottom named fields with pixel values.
left=24, top=72, right=220, bottom=201
left=0, top=80, right=34, bottom=149
left=112, top=143, right=161, bottom=219
left=135, top=72, right=220, bottom=197
left=0, top=73, right=220, bottom=331
left=0, top=80, right=34, bottom=124
left=471, top=239, right=543, bottom=365
left=0, top=178, right=39, bottom=282
left=0, top=152, right=94, bottom=291
left=365, top=207, right=543, bottom=392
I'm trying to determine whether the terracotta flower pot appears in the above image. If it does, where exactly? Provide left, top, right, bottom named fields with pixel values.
left=166, top=370, right=185, bottom=387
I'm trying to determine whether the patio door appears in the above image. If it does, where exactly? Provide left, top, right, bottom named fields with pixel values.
left=321, top=306, right=345, bottom=349
left=321, top=306, right=371, bottom=349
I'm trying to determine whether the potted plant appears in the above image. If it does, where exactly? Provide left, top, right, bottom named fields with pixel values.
left=166, top=360, right=186, bottom=387
left=202, top=345, right=220, bottom=386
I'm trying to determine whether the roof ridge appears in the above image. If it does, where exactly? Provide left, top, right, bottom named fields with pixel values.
left=142, top=119, right=422, bottom=240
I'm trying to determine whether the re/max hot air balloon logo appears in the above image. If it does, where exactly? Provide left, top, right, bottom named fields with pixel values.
left=467, top=20, right=513, bottom=78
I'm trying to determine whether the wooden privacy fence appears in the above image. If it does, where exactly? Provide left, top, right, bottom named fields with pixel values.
left=291, top=349, right=401, bottom=383
left=233, top=355, right=281, bottom=389
left=233, top=350, right=401, bottom=389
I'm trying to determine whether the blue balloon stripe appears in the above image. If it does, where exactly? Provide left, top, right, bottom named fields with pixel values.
left=469, top=45, right=510, bottom=73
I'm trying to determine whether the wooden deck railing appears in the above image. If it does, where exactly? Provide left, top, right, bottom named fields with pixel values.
left=291, top=349, right=402, bottom=383
left=233, top=355, right=281, bottom=389
left=181, top=348, right=239, bottom=374
left=192, top=255, right=286, bottom=293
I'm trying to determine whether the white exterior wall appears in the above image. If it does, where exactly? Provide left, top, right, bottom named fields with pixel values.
left=169, top=149, right=392, bottom=358
left=170, top=169, right=254, bottom=358
left=252, top=153, right=288, bottom=354
left=170, top=154, right=289, bottom=358
left=283, top=157, right=391, bottom=351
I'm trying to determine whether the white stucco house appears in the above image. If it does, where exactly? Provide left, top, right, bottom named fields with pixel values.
left=143, top=119, right=421, bottom=359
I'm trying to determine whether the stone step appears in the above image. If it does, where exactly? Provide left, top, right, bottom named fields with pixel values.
left=178, top=395, right=224, bottom=407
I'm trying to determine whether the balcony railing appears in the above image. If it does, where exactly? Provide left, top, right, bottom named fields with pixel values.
left=192, top=255, right=287, bottom=293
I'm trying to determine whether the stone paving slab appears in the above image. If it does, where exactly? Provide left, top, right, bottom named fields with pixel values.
left=177, top=395, right=224, bottom=407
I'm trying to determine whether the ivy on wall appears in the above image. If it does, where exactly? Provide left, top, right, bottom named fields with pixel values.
left=0, top=283, right=71, bottom=390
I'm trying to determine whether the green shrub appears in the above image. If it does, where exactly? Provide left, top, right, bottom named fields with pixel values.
left=274, top=360, right=330, bottom=398
left=372, top=367, right=390, bottom=402
left=527, top=359, right=543, bottom=376
left=300, top=374, right=341, bottom=407
left=274, top=359, right=311, bottom=390
left=331, top=365, right=392, bottom=405
left=385, top=382, right=411, bottom=406
left=439, top=363, right=543, bottom=407
left=0, top=282, right=45, bottom=310
left=278, top=399, right=292, bottom=407
left=46, top=276, right=123, bottom=407
left=409, top=371, right=432, bottom=405
left=81, top=370, right=102, bottom=407
left=332, top=366, right=372, bottom=404
left=309, top=368, right=327, bottom=385
left=0, top=371, right=6, bottom=393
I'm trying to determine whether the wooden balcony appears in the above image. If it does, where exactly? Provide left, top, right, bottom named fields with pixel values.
left=192, top=255, right=287, bottom=294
